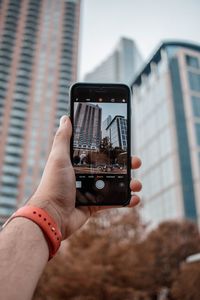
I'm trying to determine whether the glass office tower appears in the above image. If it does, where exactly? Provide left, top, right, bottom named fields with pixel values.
left=131, top=41, right=200, bottom=227
left=84, top=37, right=143, bottom=86
left=0, top=0, right=80, bottom=224
left=106, top=116, right=127, bottom=151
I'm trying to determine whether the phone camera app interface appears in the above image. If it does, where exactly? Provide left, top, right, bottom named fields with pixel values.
left=73, top=96, right=128, bottom=205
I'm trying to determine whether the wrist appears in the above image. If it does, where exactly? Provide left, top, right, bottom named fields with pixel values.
left=0, top=217, right=49, bottom=299
left=3, top=205, right=62, bottom=259
left=2, top=217, right=49, bottom=257
left=27, top=197, right=63, bottom=237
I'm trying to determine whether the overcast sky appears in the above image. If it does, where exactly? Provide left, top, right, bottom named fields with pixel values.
left=79, top=0, right=200, bottom=80
left=96, top=103, right=127, bottom=122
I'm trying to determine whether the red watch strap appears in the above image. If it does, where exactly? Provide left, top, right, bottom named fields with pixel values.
left=3, top=206, right=62, bottom=260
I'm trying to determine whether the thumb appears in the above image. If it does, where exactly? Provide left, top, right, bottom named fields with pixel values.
left=51, top=115, right=72, bottom=160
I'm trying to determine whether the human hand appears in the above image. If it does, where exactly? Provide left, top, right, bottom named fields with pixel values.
left=28, top=116, right=142, bottom=239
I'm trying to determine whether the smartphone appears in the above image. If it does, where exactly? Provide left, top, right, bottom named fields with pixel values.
left=70, top=83, right=131, bottom=206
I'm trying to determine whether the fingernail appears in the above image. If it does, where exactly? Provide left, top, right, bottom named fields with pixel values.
left=60, top=115, right=68, bottom=126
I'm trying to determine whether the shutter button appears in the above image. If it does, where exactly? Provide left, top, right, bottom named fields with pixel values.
left=95, top=180, right=105, bottom=189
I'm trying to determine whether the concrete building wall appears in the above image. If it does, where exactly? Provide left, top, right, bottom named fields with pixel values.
left=74, top=103, right=102, bottom=150
left=0, top=0, right=80, bottom=224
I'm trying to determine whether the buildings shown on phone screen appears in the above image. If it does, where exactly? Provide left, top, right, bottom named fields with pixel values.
left=102, top=115, right=112, bottom=139
left=0, top=0, right=80, bottom=225
left=74, top=102, right=128, bottom=153
left=131, top=41, right=200, bottom=228
left=74, top=103, right=102, bottom=150
left=105, top=116, right=127, bottom=151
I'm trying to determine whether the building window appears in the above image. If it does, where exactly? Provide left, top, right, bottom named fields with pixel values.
left=4, top=154, right=21, bottom=164
left=0, top=207, right=15, bottom=216
left=186, top=55, right=199, bottom=69
left=6, top=144, right=22, bottom=154
left=161, top=157, right=175, bottom=188
left=3, top=165, right=21, bottom=175
left=192, top=96, right=200, bottom=118
left=1, top=186, right=18, bottom=195
left=195, top=123, right=200, bottom=145
left=188, top=72, right=200, bottom=92
left=198, top=153, right=200, bottom=168
left=1, top=175, right=18, bottom=184
left=8, top=127, right=24, bottom=137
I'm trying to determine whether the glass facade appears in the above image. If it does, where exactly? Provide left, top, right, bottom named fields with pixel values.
left=192, top=96, right=200, bottom=117
left=186, top=55, right=199, bottom=69
left=0, top=0, right=39, bottom=217
left=0, top=0, right=80, bottom=224
left=186, top=51, right=200, bottom=225
left=106, top=116, right=127, bottom=151
left=84, top=37, right=143, bottom=85
left=133, top=53, right=179, bottom=224
left=188, top=72, right=200, bottom=92
left=169, top=57, right=197, bottom=220
left=195, top=124, right=200, bottom=145
left=132, top=42, right=200, bottom=227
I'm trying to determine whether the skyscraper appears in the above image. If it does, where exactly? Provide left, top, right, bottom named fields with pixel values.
left=84, top=37, right=143, bottom=85
left=102, top=115, right=112, bottom=139
left=0, top=0, right=80, bottom=224
left=106, top=116, right=127, bottom=151
left=74, top=103, right=102, bottom=150
left=131, top=41, right=200, bottom=227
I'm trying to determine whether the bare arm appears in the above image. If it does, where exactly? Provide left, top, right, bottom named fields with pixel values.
left=0, top=218, right=48, bottom=300
left=0, top=116, right=142, bottom=299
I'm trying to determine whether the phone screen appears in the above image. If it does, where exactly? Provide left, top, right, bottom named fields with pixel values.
left=70, top=83, right=131, bottom=206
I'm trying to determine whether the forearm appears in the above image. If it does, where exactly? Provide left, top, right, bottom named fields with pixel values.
left=0, top=218, right=49, bottom=300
